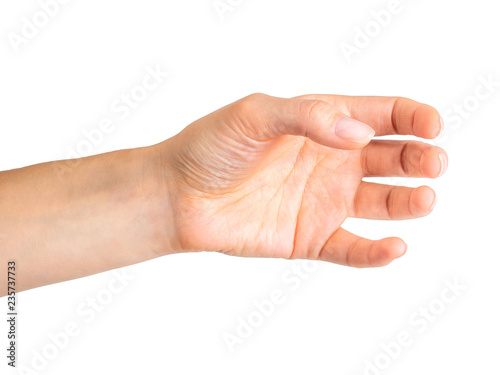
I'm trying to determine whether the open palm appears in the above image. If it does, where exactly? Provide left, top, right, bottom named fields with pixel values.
left=164, top=94, right=446, bottom=268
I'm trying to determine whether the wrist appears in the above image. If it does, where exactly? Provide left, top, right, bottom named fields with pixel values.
left=141, top=142, right=184, bottom=256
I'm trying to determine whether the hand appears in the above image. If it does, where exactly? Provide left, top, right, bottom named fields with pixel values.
left=159, top=93, right=447, bottom=268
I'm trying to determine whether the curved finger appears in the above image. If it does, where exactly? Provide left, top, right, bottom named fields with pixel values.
left=296, top=94, right=442, bottom=139
left=362, top=140, right=448, bottom=178
left=352, top=182, right=436, bottom=220
left=317, top=228, right=406, bottom=268
left=232, top=94, right=375, bottom=150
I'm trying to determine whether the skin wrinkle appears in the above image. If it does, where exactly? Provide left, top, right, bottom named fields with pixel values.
left=211, top=188, right=258, bottom=217
left=176, top=140, right=244, bottom=197
left=366, top=241, right=376, bottom=268
left=345, top=236, right=358, bottom=267
left=316, top=231, right=328, bottom=262
left=408, top=188, right=417, bottom=218
left=351, top=181, right=364, bottom=218
left=360, top=146, right=370, bottom=177
left=385, top=185, right=398, bottom=220
left=303, top=100, right=330, bottom=137
left=292, top=146, right=324, bottom=260
left=266, top=151, right=301, bottom=241
left=274, top=183, right=285, bottom=242
left=400, top=141, right=411, bottom=175
left=231, top=95, right=276, bottom=143
left=308, top=153, right=339, bottom=260
left=266, top=146, right=301, bottom=208
left=391, top=97, right=402, bottom=135
left=258, top=194, right=273, bottom=256
left=289, top=141, right=310, bottom=260
left=410, top=104, right=417, bottom=136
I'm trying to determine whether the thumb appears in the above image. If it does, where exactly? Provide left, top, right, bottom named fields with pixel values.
left=238, top=94, right=375, bottom=150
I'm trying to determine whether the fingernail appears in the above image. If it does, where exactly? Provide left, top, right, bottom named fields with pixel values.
left=438, top=117, right=444, bottom=137
left=335, top=117, right=375, bottom=142
left=438, top=153, right=448, bottom=176
left=395, top=242, right=407, bottom=258
left=429, top=191, right=438, bottom=211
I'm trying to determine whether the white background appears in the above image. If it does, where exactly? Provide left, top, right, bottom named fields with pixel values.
left=1, top=0, right=499, bottom=374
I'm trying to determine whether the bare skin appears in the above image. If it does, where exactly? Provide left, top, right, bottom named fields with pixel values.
left=0, top=94, right=447, bottom=296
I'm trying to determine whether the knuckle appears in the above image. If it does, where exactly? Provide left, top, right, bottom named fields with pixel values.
left=234, top=93, right=267, bottom=113
left=226, top=93, right=271, bottom=140
left=298, top=99, right=331, bottom=123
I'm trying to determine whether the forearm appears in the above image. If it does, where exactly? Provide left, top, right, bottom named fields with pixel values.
left=0, top=145, right=177, bottom=295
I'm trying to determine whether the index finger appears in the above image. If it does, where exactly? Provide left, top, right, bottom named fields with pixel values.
left=296, top=94, right=442, bottom=139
